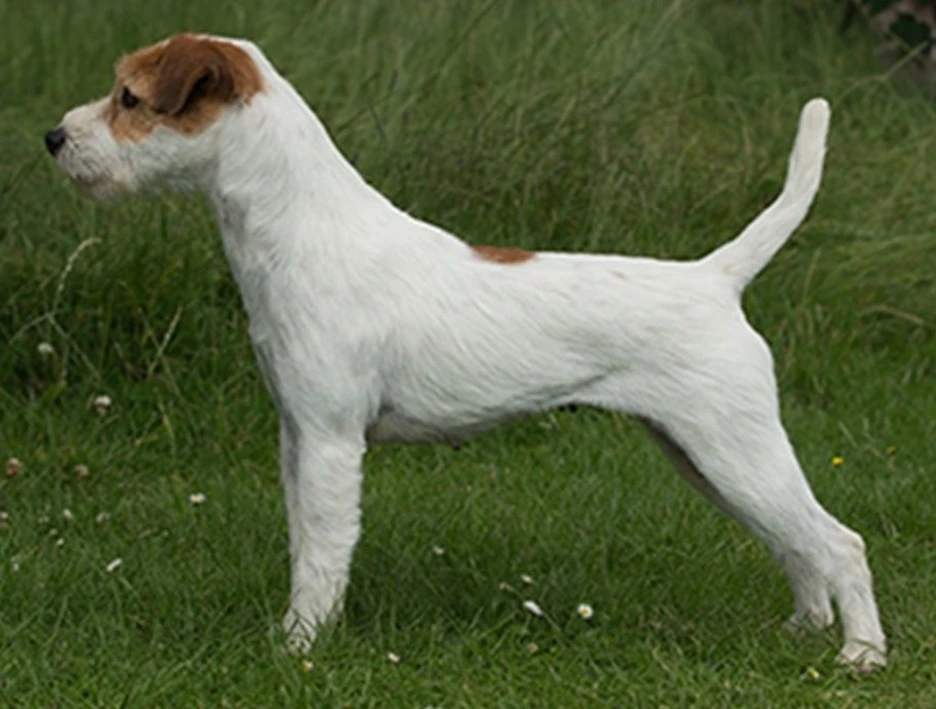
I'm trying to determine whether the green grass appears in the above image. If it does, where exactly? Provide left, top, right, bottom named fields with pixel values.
left=1, top=0, right=934, bottom=705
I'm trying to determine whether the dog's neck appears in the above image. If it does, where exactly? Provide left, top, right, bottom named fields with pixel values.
left=204, top=69, right=392, bottom=280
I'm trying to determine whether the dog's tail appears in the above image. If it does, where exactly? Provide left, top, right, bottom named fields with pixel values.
left=702, top=98, right=830, bottom=293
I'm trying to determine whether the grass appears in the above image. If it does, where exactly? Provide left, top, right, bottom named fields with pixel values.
left=1, top=0, right=934, bottom=705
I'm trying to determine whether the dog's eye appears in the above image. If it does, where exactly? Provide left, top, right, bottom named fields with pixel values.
left=120, top=87, right=140, bottom=109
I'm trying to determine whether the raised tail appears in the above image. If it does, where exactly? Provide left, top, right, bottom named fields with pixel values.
left=702, top=98, right=830, bottom=293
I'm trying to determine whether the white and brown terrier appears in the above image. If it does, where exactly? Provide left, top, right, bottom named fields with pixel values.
left=45, top=34, right=886, bottom=670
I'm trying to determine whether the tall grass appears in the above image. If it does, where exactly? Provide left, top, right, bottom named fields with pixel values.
left=1, top=1, right=933, bottom=705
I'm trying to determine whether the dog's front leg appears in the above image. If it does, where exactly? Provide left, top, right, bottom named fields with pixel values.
left=279, top=418, right=365, bottom=653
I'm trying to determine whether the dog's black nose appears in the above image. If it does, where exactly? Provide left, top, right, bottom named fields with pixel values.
left=44, top=127, right=67, bottom=156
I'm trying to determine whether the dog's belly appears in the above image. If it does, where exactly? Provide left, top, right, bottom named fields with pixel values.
left=365, top=405, right=522, bottom=446
left=365, top=409, right=448, bottom=444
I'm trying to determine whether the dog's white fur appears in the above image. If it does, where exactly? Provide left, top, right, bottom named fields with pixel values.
left=48, top=35, right=886, bottom=669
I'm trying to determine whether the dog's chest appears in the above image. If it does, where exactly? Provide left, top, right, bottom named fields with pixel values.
left=227, top=262, right=344, bottom=412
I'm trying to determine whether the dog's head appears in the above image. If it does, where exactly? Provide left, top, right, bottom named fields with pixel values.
left=45, top=34, right=264, bottom=199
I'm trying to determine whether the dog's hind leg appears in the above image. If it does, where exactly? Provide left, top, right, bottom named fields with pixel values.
left=645, top=417, right=837, bottom=633
left=621, top=328, right=886, bottom=670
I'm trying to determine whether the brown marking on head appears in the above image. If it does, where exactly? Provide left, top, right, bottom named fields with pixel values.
left=472, top=245, right=536, bottom=264
left=107, top=34, right=264, bottom=143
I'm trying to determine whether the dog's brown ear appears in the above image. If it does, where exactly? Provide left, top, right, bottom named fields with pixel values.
left=151, top=36, right=237, bottom=116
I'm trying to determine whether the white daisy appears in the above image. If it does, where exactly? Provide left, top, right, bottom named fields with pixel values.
left=6, top=457, right=22, bottom=478
left=93, top=394, right=112, bottom=415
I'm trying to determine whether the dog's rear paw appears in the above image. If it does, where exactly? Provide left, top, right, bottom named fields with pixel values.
left=836, top=640, right=887, bottom=673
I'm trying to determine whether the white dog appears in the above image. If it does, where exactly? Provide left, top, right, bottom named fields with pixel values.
left=46, top=34, right=886, bottom=670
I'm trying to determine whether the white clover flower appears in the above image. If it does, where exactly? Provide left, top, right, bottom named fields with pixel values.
left=520, top=574, right=534, bottom=585
left=6, top=457, right=22, bottom=478
left=73, top=464, right=90, bottom=479
left=577, top=603, right=594, bottom=620
left=92, top=394, right=112, bottom=415
left=95, top=512, right=110, bottom=524
left=55, top=537, right=65, bottom=547
left=62, top=508, right=75, bottom=521
left=105, top=558, right=123, bottom=573
left=523, top=600, right=544, bottom=617
left=189, top=492, right=207, bottom=506
left=431, top=545, right=445, bottom=556
left=0, top=511, right=9, bottom=528
left=387, top=652, right=401, bottom=664
left=37, top=342, right=54, bottom=357
left=11, top=559, right=20, bottom=573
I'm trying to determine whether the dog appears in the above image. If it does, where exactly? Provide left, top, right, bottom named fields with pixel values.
left=45, top=34, right=886, bottom=670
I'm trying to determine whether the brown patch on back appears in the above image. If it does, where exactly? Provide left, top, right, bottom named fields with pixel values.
left=472, top=245, right=536, bottom=264
left=107, top=34, right=264, bottom=143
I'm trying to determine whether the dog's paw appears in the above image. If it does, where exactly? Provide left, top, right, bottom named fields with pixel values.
left=784, top=608, right=834, bottom=635
left=283, top=608, right=318, bottom=655
left=836, top=640, right=887, bottom=673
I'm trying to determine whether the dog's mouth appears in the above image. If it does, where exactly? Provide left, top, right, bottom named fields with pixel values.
left=59, top=166, right=109, bottom=196
left=76, top=176, right=129, bottom=201
left=54, top=153, right=127, bottom=201
left=69, top=171, right=105, bottom=188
